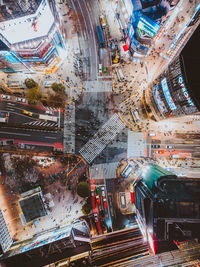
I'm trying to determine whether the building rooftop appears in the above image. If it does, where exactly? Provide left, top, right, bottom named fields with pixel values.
left=19, top=191, right=47, bottom=224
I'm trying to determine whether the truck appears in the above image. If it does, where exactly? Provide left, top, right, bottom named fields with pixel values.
left=96, top=26, right=105, bottom=48
left=39, top=114, right=58, bottom=122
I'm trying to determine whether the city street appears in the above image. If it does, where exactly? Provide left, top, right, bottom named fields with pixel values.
left=0, top=0, right=199, bottom=266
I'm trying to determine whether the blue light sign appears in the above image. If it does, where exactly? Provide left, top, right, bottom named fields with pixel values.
left=152, top=83, right=167, bottom=117
left=137, top=15, right=160, bottom=38
left=0, top=51, right=19, bottom=63
left=161, top=78, right=176, bottom=110
left=128, top=24, right=134, bottom=40
left=178, top=76, right=195, bottom=106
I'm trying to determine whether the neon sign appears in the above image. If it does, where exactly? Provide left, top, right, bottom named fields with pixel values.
left=178, top=76, right=195, bottom=106
left=161, top=78, right=176, bottom=110
left=152, top=84, right=167, bottom=117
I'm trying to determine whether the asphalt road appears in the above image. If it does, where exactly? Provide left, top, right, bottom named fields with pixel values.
left=0, top=99, right=63, bottom=126
left=0, top=126, right=63, bottom=144
left=70, top=0, right=98, bottom=81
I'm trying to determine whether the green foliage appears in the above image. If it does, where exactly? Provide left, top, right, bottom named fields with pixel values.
left=47, top=92, right=66, bottom=108
left=77, top=181, right=90, bottom=198
left=26, top=87, right=42, bottom=105
left=81, top=202, right=92, bottom=215
left=51, top=83, right=65, bottom=94
left=24, top=78, right=38, bottom=89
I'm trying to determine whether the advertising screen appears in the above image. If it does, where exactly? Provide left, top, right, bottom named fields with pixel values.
left=152, top=83, right=167, bottom=117
left=161, top=78, right=176, bottom=110
left=137, top=15, right=160, bottom=38
left=0, top=0, right=54, bottom=44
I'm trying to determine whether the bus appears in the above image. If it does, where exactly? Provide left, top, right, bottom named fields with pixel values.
left=96, top=26, right=105, bottom=48
left=116, top=67, right=125, bottom=81
left=133, top=164, right=200, bottom=254
left=39, top=114, right=58, bottom=122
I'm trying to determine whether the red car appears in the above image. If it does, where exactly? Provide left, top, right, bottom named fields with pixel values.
left=103, top=198, right=107, bottom=208
left=96, top=195, right=100, bottom=205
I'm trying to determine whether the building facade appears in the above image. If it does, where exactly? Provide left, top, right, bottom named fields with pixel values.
left=0, top=0, right=65, bottom=73
left=143, top=23, right=200, bottom=121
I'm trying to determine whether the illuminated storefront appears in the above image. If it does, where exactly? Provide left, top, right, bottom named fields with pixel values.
left=0, top=0, right=65, bottom=73
left=144, top=22, right=200, bottom=121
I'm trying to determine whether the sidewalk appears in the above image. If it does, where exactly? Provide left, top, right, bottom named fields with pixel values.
left=101, top=0, right=122, bottom=40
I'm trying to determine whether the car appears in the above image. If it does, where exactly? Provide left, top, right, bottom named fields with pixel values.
left=110, top=40, right=116, bottom=51
left=148, top=133, right=156, bottom=137
left=99, top=15, right=106, bottom=28
left=23, top=110, right=32, bottom=116
left=94, top=213, right=98, bottom=222
left=103, top=66, right=107, bottom=75
left=16, top=97, right=25, bottom=103
left=45, top=110, right=53, bottom=115
left=96, top=195, right=100, bottom=205
left=103, top=199, right=107, bottom=208
left=151, top=144, right=160, bottom=148
left=166, top=145, right=173, bottom=149
left=99, top=64, right=102, bottom=73
left=91, top=189, right=95, bottom=196
left=96, top=187, right=100, bottom=195
left=1, top=94, right=11, bottom=100
left=101, top=186, right=105, bottom=197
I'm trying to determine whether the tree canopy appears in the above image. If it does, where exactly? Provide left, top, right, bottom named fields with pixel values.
left=76, top=181, right=90, bottom=198
left=24, top=78, right=38, bottom=89
left=82, top=201, right=92, bottom=215
left=26, top=87, right=42, bottom=105
left=51, top=83, right=65, bottom=94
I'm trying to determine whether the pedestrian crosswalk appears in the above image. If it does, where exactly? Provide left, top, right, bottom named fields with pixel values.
left=24, top=120, right=58, bottom=128
left=63, top=102, right=75, bottom=154
left=42, top=105, right=58, bottom=111
left=83, top=80, right=112, bottom=92
left=79, top=113, right=125, bottom=163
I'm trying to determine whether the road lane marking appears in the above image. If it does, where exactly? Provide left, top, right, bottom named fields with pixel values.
left=0, top=131, right=30, bottom=136
left=45, top=136, right=56, bottom=139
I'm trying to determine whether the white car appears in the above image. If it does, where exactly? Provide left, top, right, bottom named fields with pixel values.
left=166, top=145, right=173, bottom=149
left=101, top=186, right=105, bottom=197
left=1, top=94, right=11, bottom=100
left=99, top=15, right=106, bottom=28
left=45, top=110, right=53, bottom=115
left=99, top=64, right=102, bottom=73
left=16, top=97, right=25, bottom=103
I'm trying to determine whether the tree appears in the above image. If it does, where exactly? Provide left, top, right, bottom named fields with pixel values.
left=24, top=78, right=38, bottom=89
left=76, top=181, right=90, bottom=198
left=82, top=201, right=92, bottom=215
left=26, top=87, right=42, bottom=105
left=47, top=92, right=66, bottom=108
left=51, top=83, right=65, bottom=94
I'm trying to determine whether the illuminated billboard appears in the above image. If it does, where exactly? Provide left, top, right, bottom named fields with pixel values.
left=0, top=51, right=19, bottom=63
left=137, top=15, right=160, bottom=38
left=0, top=0, right=55, bottom=44
left=161, top=78, right=176, bottom=111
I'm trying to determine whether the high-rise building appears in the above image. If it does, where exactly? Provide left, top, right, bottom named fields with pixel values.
left=0, top=209, right=13, bottom=256
left=0, top=0, right=65, bottom=73
left=0, top=220, right=91, bottom=267
left=143, top=22, right=200, bottom=121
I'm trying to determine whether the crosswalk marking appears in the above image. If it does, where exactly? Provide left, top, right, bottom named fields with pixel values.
left=24, top=120, right=58, bottom=128
left=79, top=113, right=125, bottom=163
